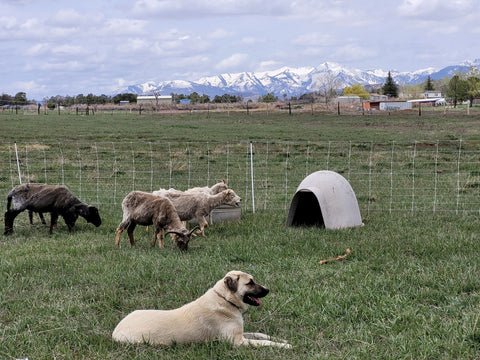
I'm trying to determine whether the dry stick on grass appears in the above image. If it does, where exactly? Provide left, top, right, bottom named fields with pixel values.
left=319, top=248, right=351, bottom=265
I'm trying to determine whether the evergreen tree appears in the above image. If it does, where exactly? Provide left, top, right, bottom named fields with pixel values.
left=381, top=71, right=398, bottom=98
left=424, top=76, right=434, bottom=91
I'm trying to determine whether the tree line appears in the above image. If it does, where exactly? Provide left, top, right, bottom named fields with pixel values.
left=2, top=68, right=479, bottom=108
left=342, top=67, right=480, bottom=107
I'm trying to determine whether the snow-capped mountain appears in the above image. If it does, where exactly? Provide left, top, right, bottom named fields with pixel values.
left=115, top=59, right=480, bottom=98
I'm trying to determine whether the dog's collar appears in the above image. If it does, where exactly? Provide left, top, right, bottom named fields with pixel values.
left=214, top=290, right=241, bottom=310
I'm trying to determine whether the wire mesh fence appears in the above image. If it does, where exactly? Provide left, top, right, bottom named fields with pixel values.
left=1, top=139, right=479, bottom=216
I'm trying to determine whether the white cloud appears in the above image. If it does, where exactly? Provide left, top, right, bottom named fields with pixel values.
left=103, top=18, right=147, bottom=36
left=398, top=0, right=476, bottom=19
left=256, top=60, right=283, bottom=72
left=241, top=37, right=266, bottom=45
left=333, top=44, right=377, bottom=62
left=215, top=53, right=249, bottom=72
left=292, top=32, right=335, bottom=47
left=207, top=28, right=234, bottom=40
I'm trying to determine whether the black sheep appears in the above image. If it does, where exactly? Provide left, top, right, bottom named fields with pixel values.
left=4, top=183, right=101, bottom=235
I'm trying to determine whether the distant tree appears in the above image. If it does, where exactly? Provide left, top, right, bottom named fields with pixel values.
left=315, top=72, right=340, bottom=104
left=152, top=90, right=162, bottom=110
left=424, top=76, right=435, bottom=91
left=200, top=94, right=210, bottom=104
left=259, top=93, right=278, bottom=103
left=212, top=94, right=239, bottom=103
left=342, top=83, right=370, bottom=100
left=112, top=93, right=136, bottom=104
left=446, top=74, right=468, bottom=107
left=0, top=93, right=14, bottom=106
left=433, top=77, right=449, bottom=96
left=401, top=84, right=422, bottom=100
left=299, top=93, right=315, bottom=103
left=466, top=66, right=480, bottom=107
left=96, top=94, right=109, bottom=105
left=171, top=93, right=188, bottom=103
left=189, top=92, right=201, bottom=104
left=382, top=71, right=398, bottom=98
left=13, top=92, right=27, bottom=105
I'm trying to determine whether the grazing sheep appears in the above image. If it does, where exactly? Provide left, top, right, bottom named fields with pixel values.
left=4, top=183, right=102, bottom=235
left=28, top=210, right=46, bottom=226
left=153, top=180, right=228, bottom=198
left=115, top=191, right=198, bottom=251
left=152, top=180, right=228, bottom=226
left=157, top=189, right=241, bottom=237
left=185, top=180, right=228, bottom=196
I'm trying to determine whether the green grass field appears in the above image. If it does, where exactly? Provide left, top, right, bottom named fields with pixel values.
left=1, top=108, right=480, bottom=359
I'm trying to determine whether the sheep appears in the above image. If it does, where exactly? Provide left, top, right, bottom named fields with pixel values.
left=28, top=210, right=46, bottom=226
left=184, top=180, right=228, bottom=196
left=152, top=180, right=228, bottom=226
left=115, top=191, right=198, bottom=251
left=4, top=183, right=102, bottom=235
left=152, top=180, right=228, bottom=198
left=156, top=189, right=241, bottom=237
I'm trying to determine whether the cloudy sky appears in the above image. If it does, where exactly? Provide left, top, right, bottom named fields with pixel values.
left=1, top=0, right=479, bottom=100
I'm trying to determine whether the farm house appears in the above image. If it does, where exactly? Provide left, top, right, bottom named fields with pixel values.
left=136, top=95, right=172, bottom=105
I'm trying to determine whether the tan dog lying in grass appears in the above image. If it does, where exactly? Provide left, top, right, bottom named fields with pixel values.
left=112, top=271, right=291, bottom=348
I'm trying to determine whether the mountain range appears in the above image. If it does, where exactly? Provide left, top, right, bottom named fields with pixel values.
left=116, top=59, right=480, bottom=98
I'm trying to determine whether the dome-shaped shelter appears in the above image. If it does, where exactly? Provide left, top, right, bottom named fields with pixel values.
left=286, top=170, right=363, bottom=229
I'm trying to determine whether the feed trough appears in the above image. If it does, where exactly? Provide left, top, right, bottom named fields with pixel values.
left=286, top=170, right=363, bottom=229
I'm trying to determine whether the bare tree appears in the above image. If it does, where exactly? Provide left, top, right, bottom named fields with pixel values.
left=314, top=72, right=341, bottom=106
left=152, top=90, right=161, bottom=112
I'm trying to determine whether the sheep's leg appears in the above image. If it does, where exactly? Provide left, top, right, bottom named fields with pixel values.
left=28, top=210, right=34, bottom=225
left=152, top=227, right=164, bottom=248
left=38, top=212, right=46, bottom=225
left=4, top=209, right=22, bottom=235
left=49, top=212, right=59, bottom=234
left=115, top=221, right=129, bottom=247
left=126, top=222, right=137, bottom=246
left=197, top=216, right=208, bottom=237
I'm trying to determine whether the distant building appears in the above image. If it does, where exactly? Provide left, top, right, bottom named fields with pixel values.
left=137, top=95, right=172, bottom=105
left=369, top=93, right=388, bottom=101
left=366, top=101, right=412, bottom=111
left=379, top=101, right=412, bottom=111
left=421, top=91, right=442, bottom=99
left=337, top=96, right=360, bottom=103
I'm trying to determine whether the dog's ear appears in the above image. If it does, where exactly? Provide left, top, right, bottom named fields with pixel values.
left=224, top=275, right=238, bottom=292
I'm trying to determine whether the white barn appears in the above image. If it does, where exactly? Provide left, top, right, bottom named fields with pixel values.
left=137, top=95, right=172, bottom=105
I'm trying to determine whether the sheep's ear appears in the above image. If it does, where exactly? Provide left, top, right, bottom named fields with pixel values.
left=224, top=275, right=238, bottom=292
left=74, top=204, right=87, bottom=216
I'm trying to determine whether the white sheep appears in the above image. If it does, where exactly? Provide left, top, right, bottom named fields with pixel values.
left=152, top=180, right=228, bottom=226
left=153, top=180, right=228, bottom=198
left=155, top=189, right=241, bottom=237
left=115, top=191, right=198, bottom=251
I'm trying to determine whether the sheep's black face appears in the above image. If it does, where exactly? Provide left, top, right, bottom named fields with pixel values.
left=86, top=206, right=102, bottom=227
left=175, top=237, right=190, bottom=251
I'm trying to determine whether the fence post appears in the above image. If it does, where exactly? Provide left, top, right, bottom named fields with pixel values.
left=14, top=142, right=22, bottom=184
left=250, top=142, right=255, bottom=213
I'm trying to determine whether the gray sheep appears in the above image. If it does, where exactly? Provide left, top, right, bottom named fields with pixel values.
left=154, top=189, right=241, bottom=237
left=4, top=183, right=102, bottom=235
left=115, top=191, right=198, bottom=251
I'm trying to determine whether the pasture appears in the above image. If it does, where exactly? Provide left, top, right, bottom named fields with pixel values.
left=1, top=108, right=480, bottom=359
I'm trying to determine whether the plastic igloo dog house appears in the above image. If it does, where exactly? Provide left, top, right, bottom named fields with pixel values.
left=286, top=170, right=363, bottom=229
